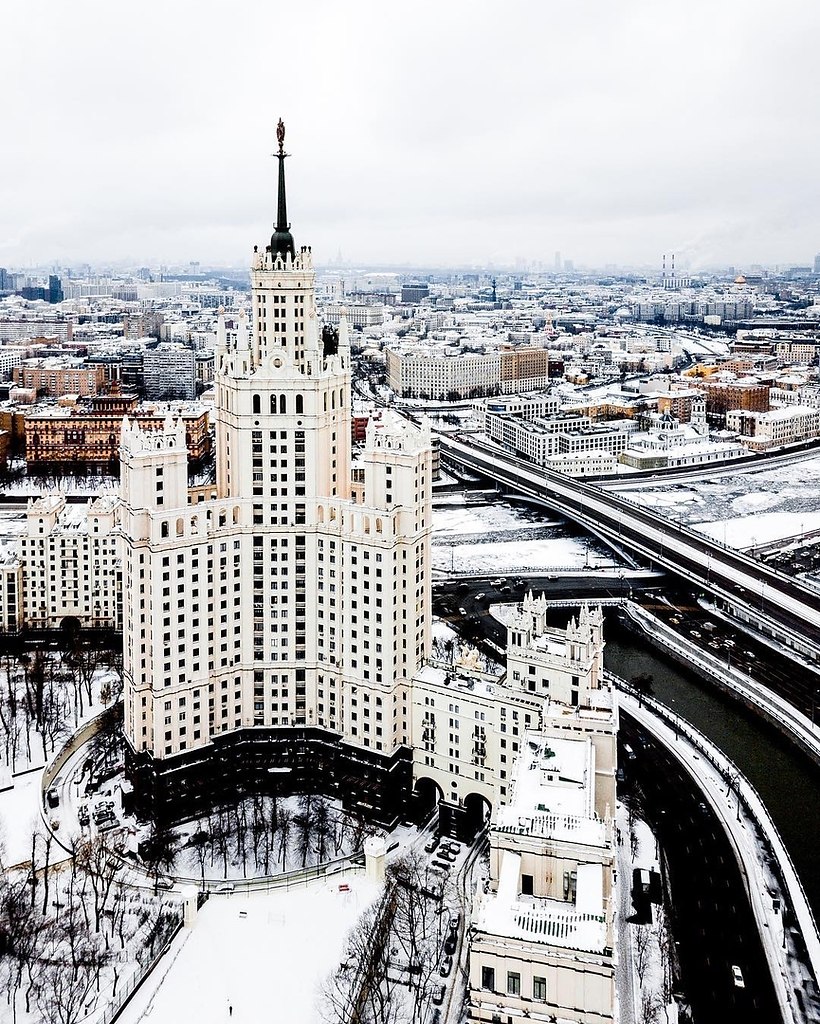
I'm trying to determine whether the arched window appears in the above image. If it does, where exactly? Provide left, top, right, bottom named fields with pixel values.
left=233, top=506, right=241, bottom=524
left=364, top=516, right=370, bottom=534
left=376, top=518, right=383, bottom=534
left=295, top=394, right=304, bottom=414
left=317, top=505, right=324, bottom=523
left=279, top=394, right=286, bottom=414
left=176, top=518, right=184, bottom=537
left=270, top=394, right=277, bottom=414
left=331, top=390, right=336, bottom=410
left=160, top=522, right=169, bottom=538
left=323, top=393, right=327, bottom=412
left=252, top=394, right=261, bottom=414
left=339, top=388, right=344, bottom=407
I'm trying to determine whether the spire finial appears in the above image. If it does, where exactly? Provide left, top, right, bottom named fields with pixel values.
left=270, top=118, right=295, bottom=260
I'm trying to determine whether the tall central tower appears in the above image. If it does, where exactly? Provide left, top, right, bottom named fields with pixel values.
left=120, top=122, right=433, bottom=822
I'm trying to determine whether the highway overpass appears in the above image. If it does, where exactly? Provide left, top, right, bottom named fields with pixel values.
left=439, top=434, right=820, bottom=670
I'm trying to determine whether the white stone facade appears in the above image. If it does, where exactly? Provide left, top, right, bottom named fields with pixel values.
left=120, top=237, right=433, bottom=762
left=18, top=492, right=122, bottom=631
left=465, top=600, right=617, bottom=1024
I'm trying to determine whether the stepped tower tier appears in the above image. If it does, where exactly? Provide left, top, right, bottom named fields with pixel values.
left=120, top=122, right=432, bottom=825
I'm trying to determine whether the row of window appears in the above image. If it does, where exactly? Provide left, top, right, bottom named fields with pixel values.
left=480, top=966, right=546, bottom=1001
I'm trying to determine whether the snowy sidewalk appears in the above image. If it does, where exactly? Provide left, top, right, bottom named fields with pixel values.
left=620, top=689, right=820, bottom=1024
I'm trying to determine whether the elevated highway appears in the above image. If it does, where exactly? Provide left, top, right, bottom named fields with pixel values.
left=439, top=434, right=820, bottom=669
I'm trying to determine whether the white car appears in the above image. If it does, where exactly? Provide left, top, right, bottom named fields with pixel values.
left=731, top=964, right=744, bottom=988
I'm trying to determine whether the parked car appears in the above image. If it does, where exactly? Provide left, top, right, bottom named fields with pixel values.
left=443, top=932, right=457, bottom=956
left=439, top=955, right=453, bottom=977
left=46, top=778, right=62, bottom=808
left=731, top=965, right=745, bottom=988
left=431, top=983, right=446, bottom=1006
left=424, top=835, right=441, bottom=854
left=448, top=912, right=461, bottom=933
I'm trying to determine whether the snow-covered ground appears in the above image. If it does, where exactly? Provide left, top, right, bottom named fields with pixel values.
left=116, top=875, right=381, bottom=1024
left=0, top=770, right=44, bottom=867
left=621, top=453, right=820, bottom=549
left=432, top=499, right=617, bottom=573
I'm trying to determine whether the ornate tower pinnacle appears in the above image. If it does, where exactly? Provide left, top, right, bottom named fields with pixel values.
left=270, top=118, right=296, bottom=261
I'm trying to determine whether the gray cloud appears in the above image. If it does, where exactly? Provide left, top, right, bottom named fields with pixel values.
left=2, top=0, right=820, bottom=269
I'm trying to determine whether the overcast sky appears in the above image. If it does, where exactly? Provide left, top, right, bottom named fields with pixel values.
left=2, top=1, right=819, bottom=271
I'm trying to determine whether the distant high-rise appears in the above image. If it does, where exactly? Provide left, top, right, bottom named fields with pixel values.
left=143, top=344, right=196, bottom=401
left=554, top=250, right=562, bottom=272
left=814, top=253, right=820, bottom=275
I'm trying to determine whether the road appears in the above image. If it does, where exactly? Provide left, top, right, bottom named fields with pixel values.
left=619, top=713, right=780, bottom=1023
left=438, top=434, right=820, bottom=659
left=432, top=571, right=664, bottom=660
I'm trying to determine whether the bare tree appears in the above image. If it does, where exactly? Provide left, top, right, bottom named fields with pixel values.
left=277, top=807, right=293, bottom=870
left=321, top=891, right=401, bottom=1024
left=294, top=793, right=316, bottom=867
left=634, top=923, right=652, bottom=986
left=76, top=832, right=124, bottom=936
left=140, top=822, right=179, bottom=892
left=0, top=875, right=43, bottom=1021
left=638, top=989, right=661, bottom=1024
left=314, top=797, right=333, bottom=864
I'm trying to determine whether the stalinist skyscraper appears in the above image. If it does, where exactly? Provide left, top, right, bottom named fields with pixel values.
left=119, top=121, right=433, bottom=820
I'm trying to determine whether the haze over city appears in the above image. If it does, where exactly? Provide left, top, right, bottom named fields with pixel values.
left=3, top=0, right=820, bottom=270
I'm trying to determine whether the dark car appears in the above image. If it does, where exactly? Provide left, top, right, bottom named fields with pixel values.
left=431, top=983, right=446, bottom=1006
left=444, top=932, right=457, bottom=956
left=439, top=955, right=453, bottom=977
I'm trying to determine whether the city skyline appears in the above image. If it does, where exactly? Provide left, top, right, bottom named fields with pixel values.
left=3, top=1, right=820, bottom=271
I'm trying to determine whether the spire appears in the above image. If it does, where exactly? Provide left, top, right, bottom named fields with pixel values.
left=270, top=118, right=296, bottom=261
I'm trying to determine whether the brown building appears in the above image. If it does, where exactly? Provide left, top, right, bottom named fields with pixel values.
left=657, top=388, right=702, bottom=422
left=690, top=379, right=770, bottom=416
left=13, top=360, right=106, bottom=397
left=0, top=407, right=28, bottom=455
left=24, top=394, right=211, bottom=467
left=499, top=347, right=550, bottom=392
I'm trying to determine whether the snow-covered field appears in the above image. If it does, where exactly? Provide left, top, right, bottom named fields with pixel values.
left=621, top=453, right=820, bottom=549
left=432, top=499, right=617, bottom=572
left=116, top=876, right=380, bottom=1024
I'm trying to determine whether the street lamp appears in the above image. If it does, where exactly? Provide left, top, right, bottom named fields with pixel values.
left=726, top=769, right=741, bottom=822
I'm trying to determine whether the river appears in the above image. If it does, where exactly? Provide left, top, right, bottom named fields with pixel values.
left=605, top=612, right=820, bottom=917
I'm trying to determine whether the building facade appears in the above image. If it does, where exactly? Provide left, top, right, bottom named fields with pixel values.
left=18, top=492, right=122, bottom=631
left=143, top=344, right=197, bottom=401
left=25, top=394, right=211, bottom=467
left=13, top=359, right=106, bottom=397
left=119, top=131, right=433, bottom=821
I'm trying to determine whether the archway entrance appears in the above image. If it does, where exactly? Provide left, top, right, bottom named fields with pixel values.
left=412, top=776, right=443, bottom=825
left=463, top=792, right=492, bottom=841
